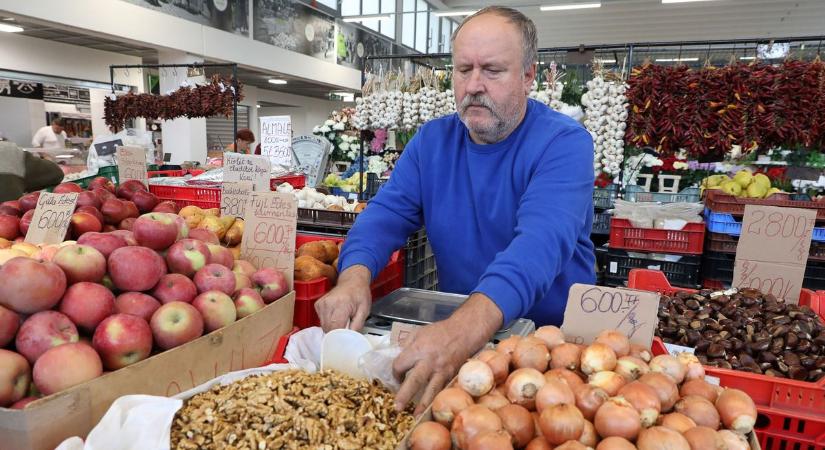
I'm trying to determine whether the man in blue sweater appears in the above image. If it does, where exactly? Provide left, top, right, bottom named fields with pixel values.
left=316, top=6, right=596, bottom=413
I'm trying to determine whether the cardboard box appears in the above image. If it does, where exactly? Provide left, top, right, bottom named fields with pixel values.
left=0, top=292, right=295, bottom=450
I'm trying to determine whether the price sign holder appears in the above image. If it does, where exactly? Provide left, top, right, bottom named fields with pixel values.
left=223, top=153, right=270, bottom=192
left=561, top=283, right=660, bottom=347
left=259, top=116, right=294, bottom=168
left=116, top=145, right=148, bottom=186
left=220, top=181, right=253, bottom=218
left=240, top=192, right=297, bottom=289
left=732, top=205, right=815, bottom=304
left=25, top=192, right=79, bottom=245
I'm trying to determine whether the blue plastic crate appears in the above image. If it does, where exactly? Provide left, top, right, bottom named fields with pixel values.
left=625, top=186, right=701, bottom=204
left=593, top=185, right=619, bottom=210
left=592, top=211, right=611, bottom=235
left=704, top=209, right=825, bottom=242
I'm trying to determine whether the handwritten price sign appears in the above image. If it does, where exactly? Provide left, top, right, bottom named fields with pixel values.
left=220, top=181, right=253, bottom=218
left=116, top=145, right=148, bottom=186
left=240, top=192, right=297, bottom=289
left=25, top=192, right=78, bottom=245
left=259, top=115, right=293, bottom=168
left=224, top=153, right=270, bottom=192
left=561, top=284, right=660, bottom=347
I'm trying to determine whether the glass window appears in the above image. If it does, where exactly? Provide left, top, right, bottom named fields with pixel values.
left=363, top=18, right=380, bottom=32
left=317, top=0, right=337, bottom=9
left=416, top=0, right=427, bottom=12
left=428, top=11, right=438, bottom=53
left=415, top=11, right=427, bottom=52
left=441, top=17, right=451, bottom=52
left=362, top=0, right=378, bottom=14
left=381, top=0, right=394, bottom=13
left=381, top=14, right=395, bottom=38
left=402, top=11, right=415, bottom=48
left=341, top=0, right=360, bottom=16
left=403, top=0, right=415, bottom=12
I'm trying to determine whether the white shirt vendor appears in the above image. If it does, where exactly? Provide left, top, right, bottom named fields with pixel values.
left=32, top=120, right=67, bottom=150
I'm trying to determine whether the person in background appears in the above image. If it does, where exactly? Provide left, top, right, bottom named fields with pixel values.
left=225, top=128, right=255, bottom=154
left=0, top=142, right=64, bottom=202
left=32, top=117, right=67, bottom=150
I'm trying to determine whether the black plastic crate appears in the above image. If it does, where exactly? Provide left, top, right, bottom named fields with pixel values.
left=593, top=185, right=619, bottom=210
left=405, top=228, right=438, bottom=289
left=592, top=211, right=611, bottom=235
left=363, top=172, right=388, bottom=200
left=604, top=249, right=701, bottom=288
left=702, top=250, right=825, bottom=290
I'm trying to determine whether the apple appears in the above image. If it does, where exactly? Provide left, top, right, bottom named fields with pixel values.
left=18, top=192, right=40, bottom=213
left=233, top=260, right=257, bottom=278
left=122, top=200, right=139, bottom=219
left=52, top=182, right=83, bottom=194
left=0, top=304, right=19, bottom=347
left=101, top=199, right=129, bottom=225
left=152, top=200, right=179, bottom=214
left=131, top=190, right=159, bottom=214
left=207, top=244, right=234, bottom=269
left=15, top=311, right=79, bottom=363
left=0, top=214, right=20, bottom=240
left=33, top=343, right=102, bottom=395
left=1, top=200, right=21, bottom=213
left=172, top=214, right=189, bottom=240
left=76, top=205, right=105, bottom=225
left=59, top=282, right=115, bottom=333
left=92, top=187, right=116, bottom=204
left=108, top=246, right=167, bottom=291
left=10, top=396, right=37, bottom=409
left=114, top=292, right=161, bottom=321
left=0, top=257, right=67, bottom=314
left=234, top=273, right=252, bottom=291
left=109, top=229, right=138, bottom=246
left=152, top=273, right=198, bottom=305
left=150, top=302, right=204, bottom=350
left=77, top=232, right=127, bottom=258
left=89, top=176, right=115, bottom=193
left=53, top=244, right=106, bottom=284
left=251, top=268, right=288, bottom=304
left=192, top=291, right=237, bottom=332
left=188, top=228, right=220, bottom=245
left=0, top=237, right=10, bottom=249
left=0, top=349, right=30, bottom=407
left=119, top=217, right=136, bottom=231
left=70, top=212, right=103, bottom=238
left=194, top=264, right=236, bottom=295
left=233, top=288, right=265, bottom=319
left=31, top=244, right=59, bottom=262
left=75, top=190, right=101, bottom=210
left=165, top=239, right=210, bottom=277
left=115, top=179, right=147, bottom=201
left=0, top=205, right=19, bottom=217
left=92, top=314, right=152, bottom=370
left=18, top=209, right=34, bottom=236
left=133, top=213, right=179, bottom=250
left=12, top=242, right=38, bottom=256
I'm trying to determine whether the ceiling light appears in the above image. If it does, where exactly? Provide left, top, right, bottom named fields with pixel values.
left=268, top=79, right=287, bottom=85
left=801, top=44, right=806, bottom=50
left=595, top=59, right=616, bottom=64
left=655, top=57, right=699, bottom=62
left=435, top=10, right=477, bottom=17
left=342, top=14, right=392, bottom=22
left=740, top=56, right=756, bottom=60
left=540, top=2, right=601, bottom=11
left=56, top=154, right=75, bottom=159
left=0, top=23, right=24, bottom=33
left=256, top=104, right=261, bottom=108
left=331, top=91, right=355, bottom=102
left=662, top=0, right=721, bottom=3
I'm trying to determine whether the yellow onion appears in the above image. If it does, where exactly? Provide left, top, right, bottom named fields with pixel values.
left=551, top=343, right=583, bottom=371
left=649, top=355, right=687, bottom=384
left=574, top=384, right=609, bottom=421
left=451, top=405, right=503, bottom=450
left=677, top=352, right=705, bottom=381
left=477, top=392, right=510, bottom=411
left=496, top=404, right=535, bottom=448
left=546, top=368, right=585, bottom=391
left=717, top=430, right=750, bottom=450
left=458, top=359, right=495, bottom=397
left=679, top=378, right=719, bottom=403
left=555, top=440, right=590, bottom=449
left=579, top=420, right=598, bottom=447
left=715, top=388, right=757, bottom=434
left=534, top=325, right=566, bottom=350
left=595, top=329, right=631, bottom=357
left=467, top=429, right=513, bottom=450
left=581, top=343, right=618, bottom=375
left=588, top=371, right=627, bottom=396
left=526, top=437, right=553, bottom=450
left=432, top=387, right=474, bottom=427
left=615, top=355, right=651, bottom=381
left=505, top=368, right=546, bottom=410
left=539, top=403, right=585, bottom=445
left=659, top=412, right=697, bottom=434
left=636, top=426, right=691, bottom=450
left=409, top=421, right=451, bottom=450
left=596, top=436, right=637, bottom=450
left=594, top=396, right=642, bottom=441
left=639, top=372, right=680, bottom=412
left=683, top=426, right=727, bottom=450
left=497, top=336, right=522, bottom=358
left=630, top=343, right=652, bottom=362
left=513, top=340, right=551, bottom=372
left=532, top=412, right=543, bottom=438
left=535, top=377, right=576, bottom=413
left=618, top=380, right=661, bottom=428
left=675, top=395, right=720, bottom=430
left=478, top=349, right=511, bottom=385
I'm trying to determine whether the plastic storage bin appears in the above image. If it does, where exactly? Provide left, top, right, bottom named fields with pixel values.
left=624, top=185, right=701, bottom=203
left=404, top=228, right=439, bottom=291
left=591, top=211, right=611, bottom=235
left=609, top=218, right=705, bottom=254
left=603, top=249, right=701, bottom=288
left=148, top=185, right=221, bottom=209
left=270, top=173, right=306, bottom=190
left=593, top=185, right=619, bottom=210
left=705, top=209, right=825, bottom=241
left=706, top=231, right=825, bottom=262
left=263, top=326, right=300, bottom=364
left=705, top=189, right=825, bottom=221
left=702, top=249, right=825, bottom=290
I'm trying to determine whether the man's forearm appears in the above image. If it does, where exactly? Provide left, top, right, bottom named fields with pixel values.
left=447, top=293, right=504, bottom=354
left=338, top=264, right=372, bottom=286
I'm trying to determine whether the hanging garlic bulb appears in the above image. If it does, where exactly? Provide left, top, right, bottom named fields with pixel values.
left=584, top=75, right=628, bottom=177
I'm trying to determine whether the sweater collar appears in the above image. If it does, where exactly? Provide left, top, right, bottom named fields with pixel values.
left=463, top=99, right=534, bottom=154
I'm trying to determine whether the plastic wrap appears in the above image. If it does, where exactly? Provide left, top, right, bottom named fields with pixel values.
left=613, top=199, right=704, bottom=229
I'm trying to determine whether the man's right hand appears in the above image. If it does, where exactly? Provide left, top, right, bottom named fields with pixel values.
left=315, top=265, right=372, bottom=332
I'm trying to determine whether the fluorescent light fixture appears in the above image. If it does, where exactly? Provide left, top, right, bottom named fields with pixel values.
left=342, top=14, right=391, bottom=22
left=268, top=79, right=287, bottom=85
left=662, top=0, right=721, bottom=3
left=540, top=2, right=600, bottom=11
left=435, top=10, right=477, bottom=16
left=801, top=44, right=806, bottom=50
left=655, top=57, right=699, bottom=62
left=56, top=154, right=75, bottom=159
left=595, top=59, right=616, bottom=64
left=0, top=23, right=23, bottom=32
left=332, top=91, right=356, bottom=102
left=740, top=56, right=756, bottom=60
left=256, top=104, right=261, bottom=108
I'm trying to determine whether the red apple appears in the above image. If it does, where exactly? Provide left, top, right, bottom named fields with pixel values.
left=194, top=264, right=236, bottom=295
left=192, top=291, right=236, bottom=332
left=172, top=215, right=189, bottom=240
left=15, top=311, right=79, bottom=363
left=53, top=182, right=83, bottom=194
left=251, top=268, right=288, bottom=304
left=77, top=232, right=127, bottom=258
left=207, top=244, right=234, bottom=269
left=152, top=273, right=198, bottom=304
left=102, top=224, right=117, bottom=232
left=131, top=190, right=159, bottom=214
left=0, top=214, right=20, bottom=240
left=101, top=199, right=129, bottom=225
left=89, top=176, right=115, bottom=193
left=92, top=187, right=116, bottom=204
left=233, top=260, right=256, bottom=278
left=53, top=244, right=106, bottom=284
left=119, top=217, right=136, bottom=231
left=92, top=314, right=152, bottom=370
left=76, top=205, right=104, bottom=225
left=70, top=212, right=103, bottom=238
left=59, top=282, right=115, bottom=333
left=101, top=274, right=115, bottom=290
left=122, top=200, right=139, bottom=219
left=0, top=349, right=30, bottom=407
left=188, top=228, right=220, bottom=245
left=10, top=396, right=37, bottom=409
left=116, top=179, right=147, bottom=201
left=108, top=246, right=167, bottom=291
left=133, top=213, right=179, bottom=250
left=115, top=292, right=161, bottom=321
left=109, top=229, right=138, bottom=246
left=18, top=209, right=34, bottom=236
left=0, top=257, right=67, bottom=314
left=18, top=192, right=40, bottom=213
left=1, top=200, right=20, bottom=212
left=33, top=343, right=102, bottom=395
left=152, top=200, right=179, bottom=214
left=165, top=239, right=210, bottom=277
left=31, top=244, right=60, bottom=262
left=234, top=273, right=252, bottom=292
left=75, top=190, right=101, bottom=209
left=0, top=304, right=19, bottom=347
left=150, top=302, right=204, bottom=350
left=233, top=288, right=265, bottom=319
left=0, top=205, right=19, bottom=217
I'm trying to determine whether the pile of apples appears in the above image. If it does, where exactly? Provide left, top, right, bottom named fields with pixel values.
left=0, top=179, right=289, bottom=410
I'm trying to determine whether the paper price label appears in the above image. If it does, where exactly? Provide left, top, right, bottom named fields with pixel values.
left=25, top=192, right=79, bottom=245
left=664, top=343, right=696, bottom=355
left=116, top=145, right=148, bottom=186
left=561, top=284, right=660, bottom=347
left=221, top=181, right=253, bottom=218
left=240, top=192, right=297, bottom=289
left=223, top=153, right=270, bottom=192
left=260, top=116, right=293, bottom=168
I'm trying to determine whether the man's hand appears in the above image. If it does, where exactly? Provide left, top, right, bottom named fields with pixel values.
left=315, top=265, right=372, bottom=332
left=392, top=293, right=503, bottom=415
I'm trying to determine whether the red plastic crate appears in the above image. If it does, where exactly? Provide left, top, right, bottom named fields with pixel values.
left=148, top=184, right=221, bottom=209
left=270, top=173, right=306, bottom=190
left=263, top=326, right=300, bottom=365
left=609, top=218, right=705, bottom=255
left=148, top=169, right=186, bottom=178
left=705, top=189, right=825, bottom=221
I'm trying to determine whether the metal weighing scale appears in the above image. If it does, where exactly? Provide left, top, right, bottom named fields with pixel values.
left=362, top=288, right=535, bottom=343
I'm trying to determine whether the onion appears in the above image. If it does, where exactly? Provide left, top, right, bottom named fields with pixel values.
left=532, top=412, right=544, bottom=438
left=551, top=343, right=583, bottom=371
left=579, top=420, right=598, bottom=447
left=715, top=388, right=757, bottom=434
left=574, top=384, right=609, bottom=421
left=536, top=377, right=576, bottom=412
left=546, top=368, right=585, bottom=390
left=615, top=356, right=650, bottom=381
left=679, top=379, right=719, bottom=403
left=675, top=395, right=720, bottom=430
left=409, top=421, right=451, bottom=450
left=581, top=343, right=617, bottom=375
left=639, top=373, right=680, bottom=412
left=526, top=437, right=553, bottom=450
left=497, top=336, right=522, bottom=357
left=594, top=396, right=642, bottom=440
left=495, top=384, right=508, bottom=398
left=468, top=429, right=514, bottom=450
left=432, top=387, right=474, bottom=427
left=505, top=368, right=546, bottom=410
left=636, top=426, right=691, bottom=450
left=478, top=349, right=511, bottom=385
left=513, top=340, right=551, bottom=372
left=659, top=412, right=697, bottom=433
left=459, top=360, right=495, bottom=397
left=717, top=430, right=750, bottom=450
left=451, top=405, right=503, bottom=450
left=649, top=355, right=687, bottom=384
left=683, top=426, right=726, bottom=450
left=588, top=371, right=627, bottom=396
left=496, top=404, right=535, bottom=448
left=539, top=403, right=585, bottom=445
left=630, top=344, right=652, bottom=362
left=555, top=440, right=590, bottom=450
left=618, top=381, right=661, bottom=428
left=534, top=326, right=565, bottom=350
left=477, top=392, right=510, bottom=411
left=676, top=353, right=705, bottom=381
left=595, top=330, right=631, bottom=357
left=596, top=436, right=637, bottom=450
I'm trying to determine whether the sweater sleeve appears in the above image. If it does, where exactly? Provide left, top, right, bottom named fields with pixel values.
left=473, top=127, right=594, bottom=324
left=337, top=134, right=425, bottom=279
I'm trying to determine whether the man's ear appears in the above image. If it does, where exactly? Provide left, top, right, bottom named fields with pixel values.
left=524, top=62, right=537, bottom=95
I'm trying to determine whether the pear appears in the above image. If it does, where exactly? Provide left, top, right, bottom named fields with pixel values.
left=746, top=182, right=768, bottom=198
left=753, top=173, right=771, bottom=191
left=721, top=181, right=743, bottom=197
left=765, top=187, right=783, bottom=199
left=733, top=170, right=753, bottom=189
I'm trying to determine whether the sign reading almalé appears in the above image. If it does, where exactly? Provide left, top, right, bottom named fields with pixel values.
left=223, top=153, right=270, bottom=192
left=240, top=192, right=297, bottom=290
left=259, top=116, right=293, bottom=168
left=25, top=192, right=79, bottom=245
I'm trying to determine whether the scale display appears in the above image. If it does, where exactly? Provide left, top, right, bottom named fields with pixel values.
left=292, top=135, right=331, bottom=187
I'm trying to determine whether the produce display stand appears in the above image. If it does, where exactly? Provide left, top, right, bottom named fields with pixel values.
left=609, top=218, right=706, bottom=254
left=705, top=189, right=825, bottom=220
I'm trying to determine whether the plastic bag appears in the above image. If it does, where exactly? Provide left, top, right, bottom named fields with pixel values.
left=613, top=199, right=704, bottom=229
left=358, top=336, right=403, bottom=393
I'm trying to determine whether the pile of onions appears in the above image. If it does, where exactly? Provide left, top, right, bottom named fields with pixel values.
left=409, top=327, right=759, bottom=450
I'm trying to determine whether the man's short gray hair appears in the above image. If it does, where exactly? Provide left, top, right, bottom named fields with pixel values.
left=451, top=6, right=538, bottom=72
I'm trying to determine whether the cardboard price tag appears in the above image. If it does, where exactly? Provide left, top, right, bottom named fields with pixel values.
left=223, top=153, right=271, bottom=192
left=561, top=283, right=660, bottom=347
left=24, top=192, right=79, bottom=245
left=221, top=181, right=253, bottom=218
left=240, top=192, right=297, bottom=289
left=259, top=116, right=293, bottom=167
left=116, top=145, right=148, bottom=186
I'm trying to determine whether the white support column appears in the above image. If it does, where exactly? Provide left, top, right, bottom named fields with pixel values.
left=158, top=50, right=207, bottom=164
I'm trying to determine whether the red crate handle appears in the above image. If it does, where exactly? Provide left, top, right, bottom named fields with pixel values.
left=263, top=326, right=300, bottom=365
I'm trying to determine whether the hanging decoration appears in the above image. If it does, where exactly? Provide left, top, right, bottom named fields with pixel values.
left=581, top=62, right=629, bottom=177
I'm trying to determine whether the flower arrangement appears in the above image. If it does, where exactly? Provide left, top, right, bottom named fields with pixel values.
left=312, top=108, right=361, bottom=163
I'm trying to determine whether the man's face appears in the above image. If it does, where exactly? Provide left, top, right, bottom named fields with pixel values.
left=452, top=14, right=535, bottom=144
left=52, top=124, right=64, bottom=134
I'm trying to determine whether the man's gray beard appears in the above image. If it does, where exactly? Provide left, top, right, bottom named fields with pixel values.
left=458, top=95, right=521, bottom=144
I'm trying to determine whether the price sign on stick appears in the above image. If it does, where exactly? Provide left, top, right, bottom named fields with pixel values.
left=259, top=116, right=293, bottom=168
left=561, top=283, right=660, bottom=347
left=116, top=145, right=148, bottom=186
left=733, top=205, right=815, bottom=304
left=221, top=181, right=253, bottom=218
left=240, top=192, right=297, bottom=289
left=223, top=153, right=270, bottom=192
left=25, top=192, right=79, bottom=245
